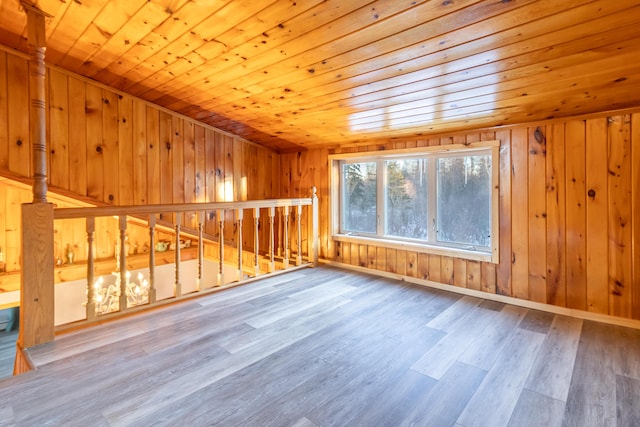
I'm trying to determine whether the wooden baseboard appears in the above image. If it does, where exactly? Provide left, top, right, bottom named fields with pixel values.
left=323, top=260, right=640, bottom=330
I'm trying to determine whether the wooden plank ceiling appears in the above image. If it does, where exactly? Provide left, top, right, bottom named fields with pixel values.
left=1, top=0, right=640, bottom=152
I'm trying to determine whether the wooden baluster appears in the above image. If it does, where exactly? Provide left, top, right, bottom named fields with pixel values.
left=269, top=206, right=275, bottom=273
left=217, top=209, right=225, bottom=286
left=148, top=214, right=156, bottom=304
left=118, top=215, right=128, bottom=312
left=311, top=187, right=319, bottom=267
left=277, top=208, right=283, bottom=258
left=296, top=204, right=303, bottom=265
left=236, top=209, right=243, bottom=282
left=283, top=205, right=290, bottom=269
left=253, top=207, right=260, bottom=276
left=197, top=211, right=204, bottom=291
left=174, top=213, right=182, bottom=297
left=85, top=217, right=96, bottom=321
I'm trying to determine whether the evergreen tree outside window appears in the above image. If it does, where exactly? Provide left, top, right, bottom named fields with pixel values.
left=384, top=159, right=428, bottom=239
left=342, top=162, right=377, bottom=233
left=333, top=142, right=498, bottom=262
left=436, top=154, right=491, bottom=248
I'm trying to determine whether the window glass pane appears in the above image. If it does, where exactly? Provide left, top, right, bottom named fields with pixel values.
left=384, top=159, right=428, bottom=239
left=342, top=162, right=377, bottom=233
left=437, top=154, right=491, bottom=247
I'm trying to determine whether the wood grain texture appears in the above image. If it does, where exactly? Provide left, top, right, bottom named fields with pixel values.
left=1, top=266, right=639, bottom=425
left=496, top=129, right=512, bottom=296
left=563, top=321, right=618, bottom=427
left=2, top=1, right=640, bottom=150
left=6, top=53, right=29, bottom=178
left=633, top=113, right=640, bottom=320
left=564, top=120, right=587, bottom=310
left=278, top=109, right=640, bottom=321
left=585, top=118, right=608, bottom=313
left=19, top=203, right=55, bottom=347
left=528, top=126, right=547, bottom=303
left=546, top=123, right=566, bottom=307
left=511, top=127, right=529, bottom=300
left=607, top=115, right=633, bottom=318
left=0, top=51, right=8, bottom=170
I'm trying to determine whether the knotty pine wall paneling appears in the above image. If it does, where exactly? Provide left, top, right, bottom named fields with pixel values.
left=608, top=115, right=633, bottom=319
left=546, top=123, right=567, bottom=307
left=280, top=110, right=640, bottom=320
left=633, top=114, right=640, bottom=319
left=183, top=120, right=196, bottom=230
left=564, top=120, right=587, bottom=310
left=68, top=76, right=88, bottom=196
left=0, top=48, right=278, bottom=277
left=0, top=51, right=8, bottom=170
left=118, top=95, right=134, bottom=206
left=585, top=118, right=608, bottom=313
left=528, top=126, right=547, bottom=303
left=7, top=52, right=29, bottom=177
left=48, top=69, right=69, bottom=190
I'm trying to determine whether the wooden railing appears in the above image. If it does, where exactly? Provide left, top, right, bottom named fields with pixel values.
left=20, top=188, right=318, bottom=347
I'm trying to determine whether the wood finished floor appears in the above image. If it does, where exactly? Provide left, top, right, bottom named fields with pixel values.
left=0, top=266, right=639, bottom=426
left=0, top=329, right=17, bottom=380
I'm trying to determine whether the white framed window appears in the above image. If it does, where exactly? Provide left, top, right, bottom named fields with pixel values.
left=330, top=141, right=499, bottom=263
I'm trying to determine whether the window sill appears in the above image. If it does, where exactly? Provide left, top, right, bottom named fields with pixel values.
left=332, top=233, right=495, bottom=263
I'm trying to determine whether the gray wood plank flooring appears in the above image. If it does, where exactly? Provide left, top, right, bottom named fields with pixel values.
left=0, top=329, right=17, bottom=380
left=0, top=265, right=638, bottom=426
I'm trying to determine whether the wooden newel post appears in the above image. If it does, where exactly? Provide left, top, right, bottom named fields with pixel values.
left=18, top=3, right=55, bottom=352
left=20, top=203, right=55, bottom=348
left=24, top=2, right=51, bottom=204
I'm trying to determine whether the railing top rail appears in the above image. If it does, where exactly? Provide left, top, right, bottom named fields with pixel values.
left=54, top=197, right=313, bottom=220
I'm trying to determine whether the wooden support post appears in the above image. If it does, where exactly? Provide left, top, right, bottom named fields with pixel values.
left=22, top=2, right=51, bottom=203
left=253, top=207, right=260, bottom=276
left=197, top=211, right=204, bottom=291
left=269, top=207, right=275, bottom=273
left=148, top=214, right=157, bottom=303
left=296, top=205, right=303, bottom=265
left=283, top=205, right=290, bottom=269
left=236, top=209, right=244, bottom=281
left=18, top=2, right=55, bottom=351
left=118, top=216, right=128, bottom=312
left=85, top=217, right=96, bottom=321
left=174, top=213, right=182, bottom=297
left=19, top=203, right=54, bottom=348
left=217, top=209, right=225, bottom=286
left=311, top=187, right=319, bottom=266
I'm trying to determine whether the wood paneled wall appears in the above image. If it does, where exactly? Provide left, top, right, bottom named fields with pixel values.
left=0, top=47, right=279, bottom=273
left=1, top=44, right=638, bottom=321
left=279, top=112, right=640, bottom=320
left=0, top=47, right=278, bottom=203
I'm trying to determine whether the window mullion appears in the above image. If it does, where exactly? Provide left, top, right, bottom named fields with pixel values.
left=377, top=159, right=385, bottom=237
left=427, top=157, right=437, bottom=243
